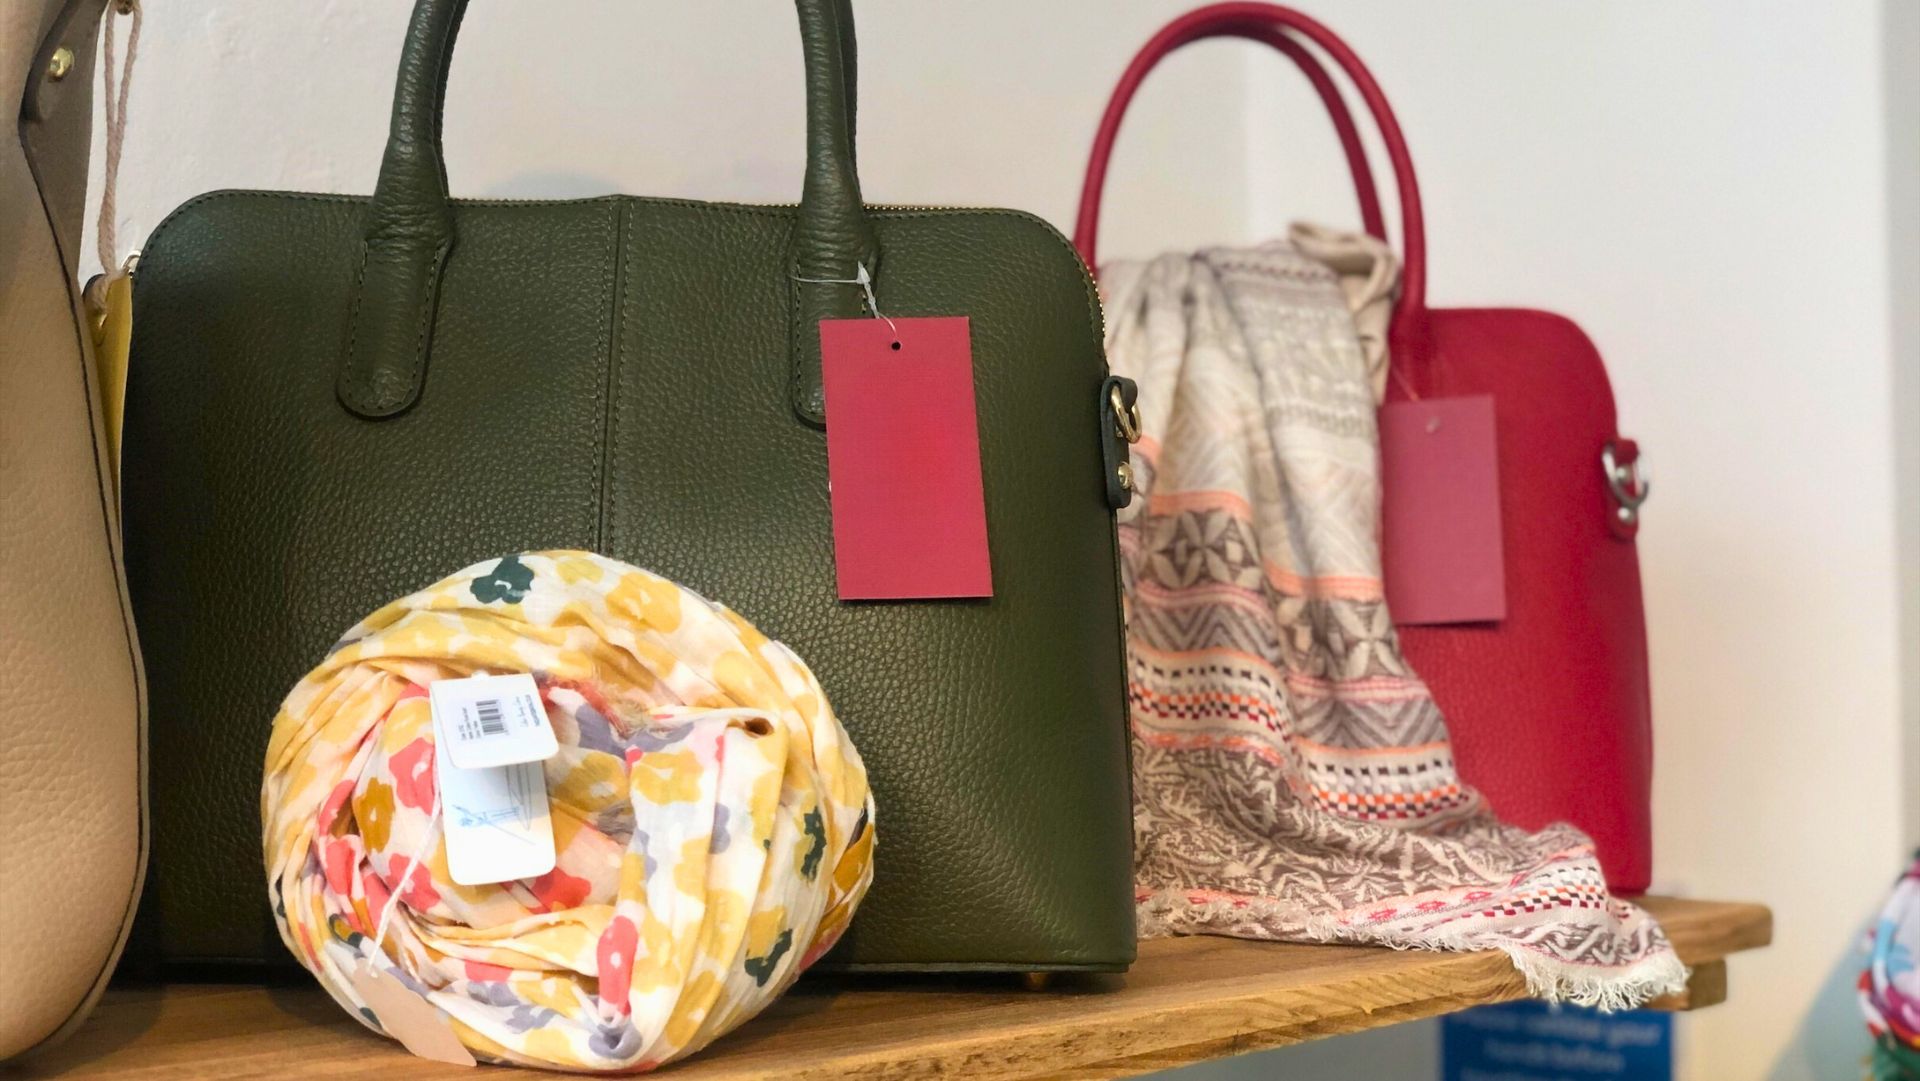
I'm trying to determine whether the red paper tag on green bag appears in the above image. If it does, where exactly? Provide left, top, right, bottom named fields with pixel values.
left=820, top=316, right=993, bottom=600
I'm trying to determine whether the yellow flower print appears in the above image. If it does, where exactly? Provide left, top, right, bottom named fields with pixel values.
left=673, top=836, right=712, bottom=900
left=379, top=697, right=432, bottom=754
left=628, top=912, right=683, bottom=996
left=703, top=889, right=748, bottom=951
left=552, top=753, right=628, bottom=814
left=663, top=971, right=721, bottom=1049
left=555, top=554, right=605, bottom=585
left=380, top=613, right=463, bottom=659
left=627, top=637, right=681, bottom=688
left=747, top=769, right=783, bottom=848
left=520, top=975, right=586, bottom=1018
left=712, top=650, right=780, bottom=710
left=721, top=608, right=771, bottom=654
left=745, top=905, right=788, bottom=959
left=355, top=778, right=396, bottom=854
left=607, top=570, right=682, bottom=633
left=618, top=850, right=649, bottom=898
left=630, top=749, right=704, bottom=805
left=520, top=1028, right=580, bottom=1068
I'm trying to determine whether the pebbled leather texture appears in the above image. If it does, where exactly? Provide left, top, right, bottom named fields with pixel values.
left=1388, top=310, right=1653, bottom=893
left=124, top=2, right=1133, bottom=975
left=2, top=0, right=148, bottom=1059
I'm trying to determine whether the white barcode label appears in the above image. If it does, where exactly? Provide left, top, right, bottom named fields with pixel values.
left=475, top=698, right=506, bottom=736
left=429, top=673, right=557, bottom=770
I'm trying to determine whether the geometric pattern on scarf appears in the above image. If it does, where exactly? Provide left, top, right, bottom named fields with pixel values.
left=1103, top=243, right=1684, bottom=1007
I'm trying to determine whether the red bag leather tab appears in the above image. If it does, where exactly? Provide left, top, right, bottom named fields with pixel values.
left=820, top=316, right=993, bottom=600
left=1380, top=396, right=1506, bottom=625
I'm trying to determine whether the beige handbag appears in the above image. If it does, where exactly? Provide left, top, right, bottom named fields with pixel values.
left=0, top=0, right=146, bottom=1059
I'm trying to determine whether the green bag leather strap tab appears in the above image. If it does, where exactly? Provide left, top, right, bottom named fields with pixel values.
left=339, top=0, right=878, bottom=422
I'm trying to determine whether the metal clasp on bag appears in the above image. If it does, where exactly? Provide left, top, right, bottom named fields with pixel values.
left=1602, top=441, right=1650, bottom=528
left=1102, top=377, right=1143, bottom=509
left=1110, top=384, right=1142, bottom=445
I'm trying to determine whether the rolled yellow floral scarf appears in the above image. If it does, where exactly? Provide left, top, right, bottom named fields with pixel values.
left=262, top=551, right=874, bottom=1071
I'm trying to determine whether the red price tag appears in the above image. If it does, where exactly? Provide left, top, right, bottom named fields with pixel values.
left=1380, top=395, right=1506, bottom=625
left=820, top=316, right=993, bottom=600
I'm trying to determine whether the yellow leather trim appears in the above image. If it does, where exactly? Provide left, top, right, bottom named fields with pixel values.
left=87, top=271, right=130, bottom=484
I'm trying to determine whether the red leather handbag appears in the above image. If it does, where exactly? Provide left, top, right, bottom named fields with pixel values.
left=1075, top=3, right=1654, bottom=892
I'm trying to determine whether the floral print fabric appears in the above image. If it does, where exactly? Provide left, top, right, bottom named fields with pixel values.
left=262, top=551, right=874, bottom=1071
left=1864, top=854, right=1920, bottom=1078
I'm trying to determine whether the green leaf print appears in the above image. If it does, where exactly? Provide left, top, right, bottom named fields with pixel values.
left=800, top=807, right=826, bottom=880
left=743, top=929, right=793, bottom=987
left=471, top=554, right=535, bottom=604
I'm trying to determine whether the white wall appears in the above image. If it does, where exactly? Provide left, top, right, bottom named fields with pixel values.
left=1889, top=0, right=1920, bottom=851
left=91, top=4, right=1911, bottom=1080
left=1192, top=21, right=1917, bottom=1079
left=1239, top=5, right=1909, bottom=1080
left=84, top=0, right=1252, bottom=276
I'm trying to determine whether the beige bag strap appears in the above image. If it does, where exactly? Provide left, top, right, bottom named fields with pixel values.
left=84, top=0, right=139, bottom=476
left=94, top=0, right=138, bottom=275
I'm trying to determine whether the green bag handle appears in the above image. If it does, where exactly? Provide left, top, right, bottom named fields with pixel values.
left=338, top=0, right=878, bottom=424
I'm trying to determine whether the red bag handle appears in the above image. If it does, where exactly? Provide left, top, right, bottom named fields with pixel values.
left=1074, top=3, right=1428, bottom=347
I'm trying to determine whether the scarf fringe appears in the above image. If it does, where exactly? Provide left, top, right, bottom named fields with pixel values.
left=1136, top=890, right=1689, bottom=1012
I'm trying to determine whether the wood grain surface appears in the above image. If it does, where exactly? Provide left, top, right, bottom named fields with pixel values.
left=17, top=897, right=1770, bottom=1081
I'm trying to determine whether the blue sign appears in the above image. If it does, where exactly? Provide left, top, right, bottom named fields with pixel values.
left=1442, top=1000, right=1673, bottom=1081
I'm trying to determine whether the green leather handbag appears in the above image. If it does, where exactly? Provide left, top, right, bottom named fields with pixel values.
left=121, top=0, right=1136, bottom=974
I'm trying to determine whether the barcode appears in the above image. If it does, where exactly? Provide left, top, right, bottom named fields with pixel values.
left=475, top=699, right=506, bottom=737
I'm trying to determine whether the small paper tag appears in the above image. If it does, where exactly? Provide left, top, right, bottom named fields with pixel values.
left=1379, top=395, right=1507, bottom=625
left=429, top=673, right=555, bottom=770
left=347, top=960, right=477, bottom=1066
left=434, top=733, right=557, bottom=887
left=820, top=316, right=993, bottom=600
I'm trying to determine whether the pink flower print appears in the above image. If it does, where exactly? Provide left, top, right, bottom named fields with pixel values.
left=360, top=866, right=393, bottom=925
left=528, top=866, right=592, bottom=912
left=389, top=737, right=436, bottom=812
left=557, top=677, right=618, bottom=727
left=624, top=747, right=645, bottom=768
left=317, top=779, right=356, bottom=834
left=398, top=860, right=440, bottom=911
left=597, top=916, right=639, bottom=1017
left=322, top=837, right=359, bottom=898
left=465, top=960, right=513, bottom=982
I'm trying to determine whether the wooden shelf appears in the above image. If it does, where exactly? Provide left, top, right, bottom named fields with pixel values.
left=20, top=897, right=1769, bottom=1080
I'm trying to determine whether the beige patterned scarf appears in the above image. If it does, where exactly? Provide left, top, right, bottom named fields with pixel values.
left=1102, top=239, right=1685, bottom=1008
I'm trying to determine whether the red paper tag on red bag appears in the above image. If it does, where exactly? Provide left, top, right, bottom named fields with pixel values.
left=820, top=316, right=993, bottom=600
left=1379, top=395, right=1506, bottom=625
